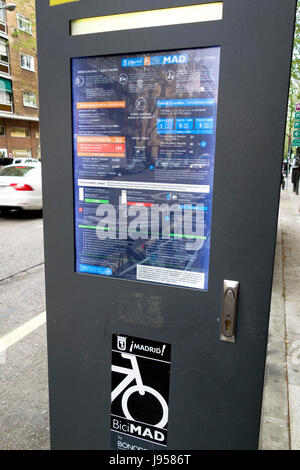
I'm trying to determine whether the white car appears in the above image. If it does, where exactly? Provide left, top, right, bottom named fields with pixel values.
left=0, top=163, right=42, bottom=213
left=12, top=158, right=40, bottom=165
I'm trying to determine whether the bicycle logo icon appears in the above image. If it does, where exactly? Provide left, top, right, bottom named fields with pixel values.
left=111, top=352, right=169, bottom=429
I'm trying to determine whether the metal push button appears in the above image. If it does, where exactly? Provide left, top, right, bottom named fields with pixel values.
left=220, top=280, right=240, bottom=343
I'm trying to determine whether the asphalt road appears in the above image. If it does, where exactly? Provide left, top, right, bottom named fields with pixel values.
left=0, top=210, right=50, bottom=450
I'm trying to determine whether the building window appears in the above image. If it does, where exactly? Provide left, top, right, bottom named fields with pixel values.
left=11, top=127, right=30, bottom=138
left=0, top=1, right=7, bottom=35
left=0, top=38, right=9, bottom=74
left=0, top=39, right=8, bottom=63
left=0, top=2, right=6, bottom=24
left=20, top=54, right=35, bottom=72
left=0, top=77, right=13, bottom=112
left=23, top=92, right=37, bottom=108
left=0, top=89, right=11, bottom=104
left=0, top=125, right=5, bottom=136
left=17, top=14, right=32, bottom=35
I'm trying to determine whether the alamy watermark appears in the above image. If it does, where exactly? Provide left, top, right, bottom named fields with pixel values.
left=94, top=198, right=206, bottom=251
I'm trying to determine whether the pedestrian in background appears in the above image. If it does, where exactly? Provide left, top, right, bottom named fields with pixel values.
left=281, top=170, right=285, bottom=190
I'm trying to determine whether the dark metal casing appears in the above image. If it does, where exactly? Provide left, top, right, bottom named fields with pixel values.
left=36, top=0, right=296, bottom=449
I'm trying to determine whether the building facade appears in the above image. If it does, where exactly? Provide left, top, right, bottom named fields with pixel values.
left=0, top=0, right=39, bottom=161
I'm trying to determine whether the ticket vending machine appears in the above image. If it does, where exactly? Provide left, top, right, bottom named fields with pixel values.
left=36, top=0, right=296, bottom=449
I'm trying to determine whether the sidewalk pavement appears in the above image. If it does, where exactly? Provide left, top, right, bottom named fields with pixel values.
left=259, top=176, right=300, bottom=450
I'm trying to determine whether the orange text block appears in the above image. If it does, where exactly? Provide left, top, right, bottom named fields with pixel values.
left=77, top=136, right=125, bottom=144
left=77, top=101, right=126, bottom=109
left=77, top=142, right=125, bottom=157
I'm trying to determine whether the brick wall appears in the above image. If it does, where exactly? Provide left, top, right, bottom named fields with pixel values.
left=6, top=0, right=39, bottom=119
left=0, top=1, right=40, bottom=159
left=0, top=118, right=40, bottom=158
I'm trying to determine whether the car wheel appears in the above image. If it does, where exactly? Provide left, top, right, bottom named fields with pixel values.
left=0, top=208, right=10, bottom=216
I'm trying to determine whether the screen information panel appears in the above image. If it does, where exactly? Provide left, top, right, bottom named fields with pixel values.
left=72, top=47, right=220, bottom=290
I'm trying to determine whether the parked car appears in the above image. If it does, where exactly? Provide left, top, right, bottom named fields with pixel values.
left=12, top=158, right=40, bottom=165
left=125, top=160, right=145, bottom=174
left=118, top=160, right=145, bottom=175
left=0, top=157, right=13, bottom=167
left=0, top=163, right=42, bottom=213
left=189, top=163, right=206, bottom=170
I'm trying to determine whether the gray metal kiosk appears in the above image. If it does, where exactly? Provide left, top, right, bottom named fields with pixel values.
left=36, top=0, right=296, bottom=450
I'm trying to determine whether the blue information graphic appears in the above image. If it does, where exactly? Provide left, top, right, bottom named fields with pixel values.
left=72, top=47, right=220, bottom=290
